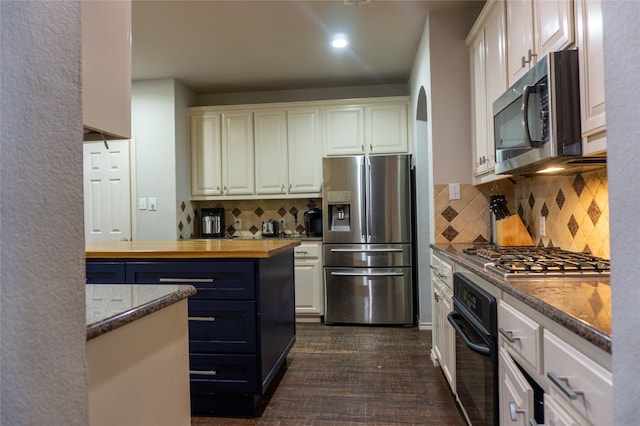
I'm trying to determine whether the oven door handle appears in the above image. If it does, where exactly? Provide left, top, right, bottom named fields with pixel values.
left=447, top=312, right=491, bottom=356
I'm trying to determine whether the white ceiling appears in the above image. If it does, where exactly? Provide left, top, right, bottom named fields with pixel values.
left=132, top=0, right=482, bottom=94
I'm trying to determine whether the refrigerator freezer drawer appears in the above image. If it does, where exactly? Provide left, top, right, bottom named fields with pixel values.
left=323, top=243, right=412, bottom=267
left=324, top=267, right=413, bottom=325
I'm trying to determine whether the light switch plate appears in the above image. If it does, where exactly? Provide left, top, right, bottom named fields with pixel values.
left=139, top=197, right=147, bottom=210
left=148, top=197, right=157, bottom=211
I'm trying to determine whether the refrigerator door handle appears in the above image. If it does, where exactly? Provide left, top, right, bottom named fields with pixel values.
left=361, top=157, right=368, bottom=242
left=365, top=156, right=372, bottom=243
left=330, top=271, right=405, bottom=277
left=330, top=248, right=404, bottom=253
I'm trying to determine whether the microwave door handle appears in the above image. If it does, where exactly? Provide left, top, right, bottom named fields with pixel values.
left=522, top=84, right=533, bottom=148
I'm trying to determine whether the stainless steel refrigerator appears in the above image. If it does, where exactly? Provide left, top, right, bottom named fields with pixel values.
left=322, top=154, right=413, bottom=325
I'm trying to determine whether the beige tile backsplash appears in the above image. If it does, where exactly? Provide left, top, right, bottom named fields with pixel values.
left=434, top=168, right=610, bottom=259
left=178, top=170, right=609, bottom=258
left=178, top=198, right=321, bottom=239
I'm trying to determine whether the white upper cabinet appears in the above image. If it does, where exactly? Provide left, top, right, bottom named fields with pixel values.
left=189, top=97, right=405, bottom=200
left=82, top=0, right=132, bottom=140
left=575, top=0, right=606, bottom=155
left=506, top=0, right=574, bottom=86
left=287, top=106, right=323, bottom=194
left=255, top=109, right=288, bottom=195
left=534, top=0, right=574, bottom=57
left=366, top=101, right=409, bottom=154
left=254, top=107, right=322, bottom=196
left=468, top=1, right=508, bottom=182
left=190, top=111, right=223, bottom=197
left=324, top=97, right=410, bottom=156
left=506, top=0, right=535, bottom=84
left=222, top=112, right=255, bottom=196
left=324, top=105, right=366, bottom=155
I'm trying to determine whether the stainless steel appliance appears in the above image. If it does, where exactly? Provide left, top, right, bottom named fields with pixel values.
left=448, top=273, right=498, bottom=426
left=304, top=208, right=323, bottom=237
left=261, top=219, right=279, bottom=237
left=322, top=154, right=413, bottom=325
left=461, top=246, right=610, bottom=278
left=201, top=208, right=224, bottom=238
left=493, top=50, right=606, bottom=176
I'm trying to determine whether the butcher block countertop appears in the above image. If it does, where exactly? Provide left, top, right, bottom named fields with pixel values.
left=86, top=239, right=301, bottom=259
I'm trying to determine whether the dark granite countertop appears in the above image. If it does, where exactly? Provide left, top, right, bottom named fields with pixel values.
left=430, top=243, right=611, bottom=354
left=86, top=284, right=196, bottom=341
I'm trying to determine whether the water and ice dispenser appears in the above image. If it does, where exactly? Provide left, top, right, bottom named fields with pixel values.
left=326, top=191, right=352, bottom=232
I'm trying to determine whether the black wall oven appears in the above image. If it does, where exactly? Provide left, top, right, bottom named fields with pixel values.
left=447, top=273, right=498, bottom=426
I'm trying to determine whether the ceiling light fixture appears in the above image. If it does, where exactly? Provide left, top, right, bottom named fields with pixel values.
left=331, top=34, right=349, bottom=49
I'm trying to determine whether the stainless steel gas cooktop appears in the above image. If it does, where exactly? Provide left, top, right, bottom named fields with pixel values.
left=462, top=246, right=610, bottom=279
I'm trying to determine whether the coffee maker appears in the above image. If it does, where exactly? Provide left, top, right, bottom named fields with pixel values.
left=201, top=208, right=225, bottom=238
left=304, top=208, right=323, bottom=237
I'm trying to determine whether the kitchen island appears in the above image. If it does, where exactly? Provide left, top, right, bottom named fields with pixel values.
left=86, top=284, right=196, bottom=426
left=86, top=239, right=300, bottom=416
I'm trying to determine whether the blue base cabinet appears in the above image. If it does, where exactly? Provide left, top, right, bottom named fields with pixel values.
left=86, top=251, right=296, bottom=416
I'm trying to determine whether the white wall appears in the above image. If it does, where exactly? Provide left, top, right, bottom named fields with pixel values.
left=602, top=1, right=640, bottom=423
left=408, top=5, right=480, bottom=326
left=0, top=2, right=88, bottom=424
left=132, top=79, right=194, bottom=240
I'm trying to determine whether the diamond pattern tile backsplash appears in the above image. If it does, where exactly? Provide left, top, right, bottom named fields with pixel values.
left=434, top=169, right=610, bottom=259
left=190, top=198, right=322, bottom=238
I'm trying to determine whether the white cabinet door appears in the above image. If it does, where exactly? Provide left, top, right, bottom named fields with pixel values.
left=544, top=394, right=581, bottom=426
left=440, top=288, right=455, bottom=392
left=288, top=107, right=323, bottom=194
left=543, top=330, right=612, bottom=426
left=575, top=0, right=606, bottom=155
left=432, top=280, right=444, bottom=364
left=83, top=140, right=132, bottom=243
left=294, top=242, right=323, bottom=317
left=222, top=112, right=255, bottom=196
left=367, top=102, right=409, bottom=154
left=534, top=0, right=574, bottom=58
left=469, top=0, right=506, bottom=178
left=255, top=109, right=288, bottom=195
left=470, top=32, right=489, bottom=175
left=324, top=105, right=366, bottom=155
left=506, top=0, right=535, bottom=85
left=190, top=112, right=223, bottom=197
left=82, top=0, right=131, bottom=140
left=483, top=1, right=507, bottom=172
left=499, top=348, right=534, bottom=426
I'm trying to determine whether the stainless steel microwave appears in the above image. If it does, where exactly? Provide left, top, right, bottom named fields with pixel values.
left=493, top=50, right=605, bottom=175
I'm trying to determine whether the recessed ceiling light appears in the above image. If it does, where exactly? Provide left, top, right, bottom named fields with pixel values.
left=331, top=34, right=349, bottom=49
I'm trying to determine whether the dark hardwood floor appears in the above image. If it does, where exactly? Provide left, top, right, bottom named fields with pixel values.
left=191, top=323, right=465, bottom=425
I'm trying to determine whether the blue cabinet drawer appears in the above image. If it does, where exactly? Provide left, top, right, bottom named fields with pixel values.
left=189, top=354, right=258, bottom=393
left=188, top=300, right=256, bottom=353
left=125, top=261, right=255, bottom=299
left=86, top=261, right=126, bottom=283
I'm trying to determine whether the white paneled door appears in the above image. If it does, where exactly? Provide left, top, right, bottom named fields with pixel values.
left=83, top=140, right=132, bottom=243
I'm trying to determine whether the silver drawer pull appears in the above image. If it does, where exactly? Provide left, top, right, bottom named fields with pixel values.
left=188, top=316, right=216, bottom=322
left=295, top=251, right=308, bottom=255
left=190, top=369, right=217, bottom=376
left=547, top=372, right=584, bottom=400
left=331, top=271, right=404, bottom=277
left=158, top=278, right=214, bottom=283
left=331, top=248, right=404, bottom=253
left=499, top=327, right=521, bottom=344
left=509, top=401, right=525, bottom=421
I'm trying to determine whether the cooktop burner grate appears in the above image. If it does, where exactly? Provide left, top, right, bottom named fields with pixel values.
left=462, top=246, right=610, bottom=278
